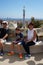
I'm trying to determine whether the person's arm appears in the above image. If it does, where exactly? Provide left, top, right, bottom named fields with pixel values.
left=20, top=37, right=24, bottom=41
left=2, top=29, right=9, bottom=40
left=2, top=34, right=8, bottom=40
left=19, top=33, right=24, bottom=41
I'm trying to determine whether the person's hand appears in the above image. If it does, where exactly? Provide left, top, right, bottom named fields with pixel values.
left=13, top=41, right=17, bottom=44
left=16, top=41, right=19, bottom=43
left=26, top=40, right=32, bottom=43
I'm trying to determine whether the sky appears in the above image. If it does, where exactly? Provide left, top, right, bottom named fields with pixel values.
left=0, top=0, right=43, bottom=19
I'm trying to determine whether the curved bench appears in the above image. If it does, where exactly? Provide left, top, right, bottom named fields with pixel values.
left=4, top=41, right=43, bottom=54
left=3, top=29, right=43, bottom=53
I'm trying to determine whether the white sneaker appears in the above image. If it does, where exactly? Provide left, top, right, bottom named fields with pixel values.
left=28, top=54, right=31, bottom=57
left=25, top=54, right=31, bottom=60
left=0, top=53, right=4, bottom=56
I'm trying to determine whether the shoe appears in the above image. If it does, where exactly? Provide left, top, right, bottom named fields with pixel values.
left=28, top=54, right=31, bottom=57
left=25, top=54, right=31, bottom=59
left=7, top=51, right=14, bottom=56
left=19, top=53, right=23, bottom=59
left=0, top=52, right=4, bottom=56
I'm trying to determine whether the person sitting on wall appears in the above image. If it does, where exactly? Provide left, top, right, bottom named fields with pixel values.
left=8, top=28, right=24, bottom=59
left=0, top=21, right=9, bottom=56
left=21, top=22, right=37, bottom=59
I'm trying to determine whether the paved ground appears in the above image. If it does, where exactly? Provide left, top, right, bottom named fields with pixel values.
left=0, top=53, right=43, bottom=65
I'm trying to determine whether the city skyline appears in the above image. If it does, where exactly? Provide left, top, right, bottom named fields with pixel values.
left=0, top=0, right=43, bottom=19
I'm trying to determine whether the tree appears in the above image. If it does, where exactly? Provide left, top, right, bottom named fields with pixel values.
left=31, top=17, right=41, bottom=28
left=31, top=17, right=35, bottom=22
left=0, top=19, right=3, bottom=24
left=17, top=22, right=23, bottom=28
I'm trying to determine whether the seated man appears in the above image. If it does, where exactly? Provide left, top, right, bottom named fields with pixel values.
left=8, top=28, right=24, bottom=59
left=0, top=21, right=9, bottom=56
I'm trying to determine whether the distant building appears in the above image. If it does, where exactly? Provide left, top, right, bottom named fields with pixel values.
left=23, top=6, right=25, bottom=27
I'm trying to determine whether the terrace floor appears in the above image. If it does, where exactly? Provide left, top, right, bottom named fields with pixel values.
left=0, top=53, right=43, bottom=65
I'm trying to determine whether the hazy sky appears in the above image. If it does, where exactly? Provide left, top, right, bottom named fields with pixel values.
left=0, top=0, right=43, bottom=19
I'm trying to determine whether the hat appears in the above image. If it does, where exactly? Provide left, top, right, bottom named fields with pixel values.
left=2, top=21, right=8, bottom=25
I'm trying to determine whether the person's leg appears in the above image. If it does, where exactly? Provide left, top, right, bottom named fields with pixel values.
left=8, top=43, right=15, bottom=56
left=17, top=44, right=23, bottom=58
left=0, top=39, right=6, bottom=53
left=10, top=43, right=14, bottom=51
left=25, top=41, right=35, bottom=55
left=0, top=41, right=4, bottom=55
left=22, top=40, right=30, bottom=55
left=26, top=41, right=35, bottom=46
left=22, top=41, right=35, bottom=55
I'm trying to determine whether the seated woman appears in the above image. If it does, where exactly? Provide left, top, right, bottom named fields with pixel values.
left=22, top=22, right=37, bottom=58
left=8, top=28, right=24, bottom=59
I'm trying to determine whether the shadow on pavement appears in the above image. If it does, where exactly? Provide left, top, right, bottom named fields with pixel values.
left=27, top=60, right=36, bottom=65
left=0, top=53, right=43, bottom=64
left=32, top=53, right=43, bottom=61
left=0, top=53, right=25, bottom=63
left=27, top=60, right=43, bottom=65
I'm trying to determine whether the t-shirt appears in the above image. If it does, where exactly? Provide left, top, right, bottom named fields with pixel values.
left=27, top=29, right=36, bottom=42
left=15, top=33, right=23, bottom=41
left=0, top=28, right=9, bottom=40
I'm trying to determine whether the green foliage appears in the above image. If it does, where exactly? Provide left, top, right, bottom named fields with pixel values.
left=0, top=19, right=3, bottom=24
left=17, top=22, right=23, bottom=28
left=31, top=17, right=41, bottom=28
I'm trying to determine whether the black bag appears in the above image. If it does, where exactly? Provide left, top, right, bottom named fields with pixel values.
left=36, top=34, right=38, bottom=41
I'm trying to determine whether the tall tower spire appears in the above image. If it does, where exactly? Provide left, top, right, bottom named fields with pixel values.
left=23, top=6, right=25, bottom=27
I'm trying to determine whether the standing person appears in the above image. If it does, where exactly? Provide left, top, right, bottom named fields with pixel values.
left=22, top=22, right=37, bottom=58
left=0, top=21, right=9, bottom=56
left=8, top=28, right=23, bottom=59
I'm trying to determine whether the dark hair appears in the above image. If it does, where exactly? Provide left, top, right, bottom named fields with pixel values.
left=15, top=28, right=20, bottom=31
left=28, top=22, right=34, bottom=27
